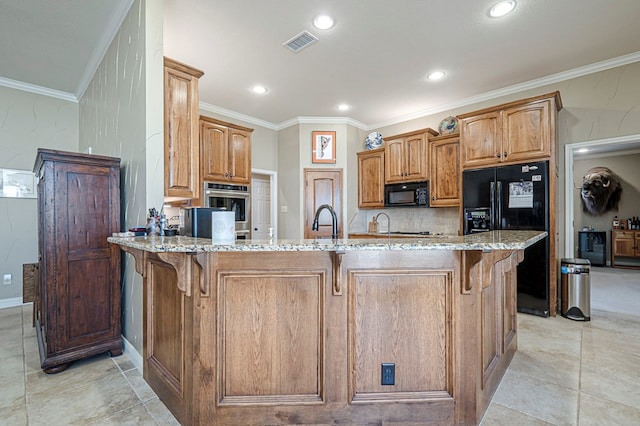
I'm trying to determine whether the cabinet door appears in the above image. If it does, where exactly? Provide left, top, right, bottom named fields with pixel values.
left=461, top=111, right=501, bottom=169
left=200, top=120, right=229, bottom=182
left=404, top=134, right=428, bottom=182
left=54, top=162, right=121, bottom=349
left=164, top=63, right=201, bottom=198
left=502, top=100, right=551, bottom=162
left=228, top=128, right=252, bottom=184
left=384, top=137, right=406, bottom=183
left=429, top=137, right=460, bottom=207
left=357, top=149, right=385, bottom=209
left=612, top=231, right=635, bottom=257
left=635, top=232, right=640, bottom=257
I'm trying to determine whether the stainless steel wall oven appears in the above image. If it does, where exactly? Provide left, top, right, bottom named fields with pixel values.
left=203, top=182, right=250, bottom=239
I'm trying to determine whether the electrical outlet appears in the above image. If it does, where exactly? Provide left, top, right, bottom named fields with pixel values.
left=381, top=363, right=395, bottom=385
left=3, top=274, right=11, bottom=285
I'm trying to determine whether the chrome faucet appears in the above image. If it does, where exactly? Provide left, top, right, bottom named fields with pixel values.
left=312, top=204, right=339, bottom=239
left=375, top=212, right=391, bottom=243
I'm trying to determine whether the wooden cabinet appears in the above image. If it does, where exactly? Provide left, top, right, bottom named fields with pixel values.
left=384, top=128, right=437, bottom=183
left=611, top=230, right=640, bottom=268
left=33, top=149, right=122, bottom=373
left=429, top=133, right=460, bottom=207
left=164, top=57, right=203, bottom=198
left=200, top=115, right=253, bottom=184
left=357, top=148, right=385, bottom=209
left=459, top=92, right=561, bottom=170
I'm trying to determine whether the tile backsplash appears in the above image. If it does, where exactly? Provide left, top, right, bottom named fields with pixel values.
left=349, top=207, right=460, bottom=235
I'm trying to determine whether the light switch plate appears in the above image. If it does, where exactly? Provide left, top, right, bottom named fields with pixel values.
left=3, top=274, right=11, bottom=285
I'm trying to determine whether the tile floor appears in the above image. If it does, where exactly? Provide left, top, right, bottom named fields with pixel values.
left=1, top=267, right=639, bottom=425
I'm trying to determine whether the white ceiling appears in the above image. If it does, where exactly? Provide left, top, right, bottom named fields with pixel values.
left=2, top=0, right=640, bottom=133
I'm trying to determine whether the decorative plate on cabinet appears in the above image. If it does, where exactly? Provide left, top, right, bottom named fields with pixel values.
left=365, top=132, right=383, bottom=150
left=438, top=116, right=459, bottom=135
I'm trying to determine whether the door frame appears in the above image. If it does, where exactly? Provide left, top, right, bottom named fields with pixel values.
left=251, top=168, right=278, bottom=238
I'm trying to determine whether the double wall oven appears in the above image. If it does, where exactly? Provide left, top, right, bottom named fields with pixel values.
left=203, top=182, right=250, bottom=239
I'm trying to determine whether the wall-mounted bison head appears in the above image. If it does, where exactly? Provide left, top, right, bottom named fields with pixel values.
left=580, top=167, right=622, bottom=216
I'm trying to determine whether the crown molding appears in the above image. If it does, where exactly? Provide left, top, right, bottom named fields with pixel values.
left=76, top=0, right=135, bottom=99
left=199, top=101, right=279, bottom=130
left=283, top=116, right=368, bottom=131
left=0, top=76, right=77, bottom=102
left=367, top=51, right=640, bottom=130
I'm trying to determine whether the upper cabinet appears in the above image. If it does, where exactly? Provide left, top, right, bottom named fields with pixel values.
left=384, top=128, right=438, bottom=183
left=200, top=116, right=253, bottom=184
left=164, top=57, right=204, bottom=199
left=429, top=133, right=460, bottom=207
left=459, top=92, right=561, bottom=170
left=357, top=148, right=385, bottom=209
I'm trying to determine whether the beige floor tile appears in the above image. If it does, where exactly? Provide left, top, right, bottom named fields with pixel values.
left=507, top=349, right=580, bottom=390
left=578, top=392, right=640, bottom=425
left=517, top=317, right=583, bottom=358
left=0, top=354, right=26, bottom=410
left=491, top=370, right=578, bottom=425
left=0, top=404, right=28, bottom=426
left=26, top=371, right=141, bottom=425
left=580, top=355, right=640, bottom=409
left=586, top=309, right=640, bottom=339
left=581, top=327, right=640, bottom=367
left=143, top=397, right=181, bottom=425
left=86, top=402, right=157, bottom=425
left=123, top=368, right=158, bottom=402
left=480, top=402, right=554, bottom=425
left=26, top=353, right=123, bottom=399
left=112, top=354, right=137, bottom=373
left=0, top=327, right=25, bottom=360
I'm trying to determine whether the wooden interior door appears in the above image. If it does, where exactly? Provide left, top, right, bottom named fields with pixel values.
left=304, top=169, right=343, bottom=239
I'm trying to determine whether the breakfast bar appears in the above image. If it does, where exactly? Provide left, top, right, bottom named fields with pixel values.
left=108, top=230, right=546, bottom=425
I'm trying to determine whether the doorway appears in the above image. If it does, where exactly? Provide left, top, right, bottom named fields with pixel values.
left=304, top=169, right=343, bottom=239
left=251, top=170, right=277, bottom=239
left=564, top=133, right=640, bottom=257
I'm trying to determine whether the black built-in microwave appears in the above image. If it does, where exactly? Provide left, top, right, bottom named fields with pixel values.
left=384, top=181, right=429, bottom=207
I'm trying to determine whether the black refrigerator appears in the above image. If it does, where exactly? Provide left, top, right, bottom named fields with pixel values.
left=462, top=161, right=549, bottom=317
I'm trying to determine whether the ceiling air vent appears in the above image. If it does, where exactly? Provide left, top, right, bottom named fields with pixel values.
left=283, top=30, right=318, bottom=53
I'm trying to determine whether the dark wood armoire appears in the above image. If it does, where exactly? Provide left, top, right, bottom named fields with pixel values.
left=33, top=149, right=122, bottom=373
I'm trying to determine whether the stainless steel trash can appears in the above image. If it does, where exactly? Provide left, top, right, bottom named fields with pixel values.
left=560, top=258, right=591, bottom=321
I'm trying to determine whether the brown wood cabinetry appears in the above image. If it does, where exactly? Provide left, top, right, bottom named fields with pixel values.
left=384, top=128, right=437, bottom=183
left=357, top=148, right=385, bottom=209
left=114, top=241, right=525, bottom=425
left=429, top=133, right=461, bottom=207
left=200, top=115, right=253, bottom=184
left=459, top=92, right=561, bottom=170
left=164, top=57, right=203, bottom=199
left=611, top=230, right=640, bottom=268
left=33, top=149, right=122, bottom=373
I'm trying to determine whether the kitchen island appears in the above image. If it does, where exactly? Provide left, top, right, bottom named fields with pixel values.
left=109, top=230, right=545, bottom=425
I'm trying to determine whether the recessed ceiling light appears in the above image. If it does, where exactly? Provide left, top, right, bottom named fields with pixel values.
left=576, top=148, right=589, bottom=153
left=489, top=1, right=516, bottom=18
left=313, top=15, right=334, bottom=30
left=427, top=71, right=445, bottom=81
left=337, top=104, right=350, bottom=111
left=251, top=85, right=267, bottom=94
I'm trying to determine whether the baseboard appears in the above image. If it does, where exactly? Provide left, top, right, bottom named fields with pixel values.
left=0, top=297, right=26, bottom=309
left=122, top=335, right=143, bottom=373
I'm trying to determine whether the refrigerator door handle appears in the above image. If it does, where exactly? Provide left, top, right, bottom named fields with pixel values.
left=490, top=182, right=496, bottom=230
left=497, top=181, right=503, bottom=229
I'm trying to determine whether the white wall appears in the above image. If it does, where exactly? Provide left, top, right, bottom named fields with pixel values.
left=0, top=86, right=78, bottom=303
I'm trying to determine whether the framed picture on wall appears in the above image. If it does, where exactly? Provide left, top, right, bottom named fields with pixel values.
left=312, top=131, right=336, bottom=163
left=0, top=168, right=37, bottom=199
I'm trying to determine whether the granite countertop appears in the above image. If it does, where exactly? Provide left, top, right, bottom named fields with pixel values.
left=108, top=230, right=547, bottom=253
